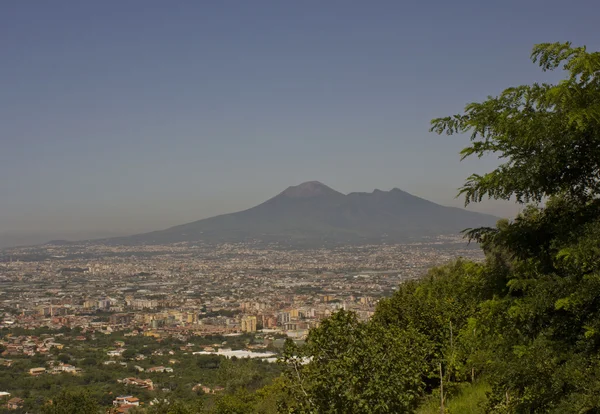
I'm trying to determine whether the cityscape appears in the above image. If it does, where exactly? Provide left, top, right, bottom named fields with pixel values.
left=0, top=237, right=482, bottom=411
left=0, top=236, right=481, bottom=338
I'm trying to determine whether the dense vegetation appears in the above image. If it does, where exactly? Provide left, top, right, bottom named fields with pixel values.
left=0, top=330, right=282, bottom=414
left=278, top=41, right=600, bottom=413
left=4, top=41, right=599, bottom=413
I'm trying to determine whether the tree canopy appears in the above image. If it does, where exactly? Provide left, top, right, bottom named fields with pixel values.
left=431, top=42, right=600, bottom=205
left=280, top=42, right=600, bottom=413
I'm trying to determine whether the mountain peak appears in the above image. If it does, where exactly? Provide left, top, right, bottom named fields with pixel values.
left=102, top=181, right=500, bottom=246
left=279, top=181, right=343, bottom=198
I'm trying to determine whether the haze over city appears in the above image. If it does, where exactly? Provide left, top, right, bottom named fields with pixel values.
left=2, top=0, right=597, bottom=244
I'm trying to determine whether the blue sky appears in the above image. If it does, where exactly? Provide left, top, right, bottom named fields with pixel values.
left=2, top=0, right=599, bottom=236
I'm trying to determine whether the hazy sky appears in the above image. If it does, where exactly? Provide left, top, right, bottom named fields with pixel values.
left=2, top=0, right=599, bottom=237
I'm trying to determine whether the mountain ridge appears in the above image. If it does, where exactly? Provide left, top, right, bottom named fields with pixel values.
left=103, top=181, right=499, bottom=246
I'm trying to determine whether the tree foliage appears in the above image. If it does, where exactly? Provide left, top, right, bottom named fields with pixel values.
left=280, top=310, right=432, bottom=413
left=40, top=390, right=101, bottom=414
left=280, top=41, right=600, bottom=413
left=428, top=41, right=600, bottom=412
left=431, top=42, right=600, bottom=205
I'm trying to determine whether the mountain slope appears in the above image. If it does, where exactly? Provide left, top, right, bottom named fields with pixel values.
left=107, top=182, right=499, bottom=245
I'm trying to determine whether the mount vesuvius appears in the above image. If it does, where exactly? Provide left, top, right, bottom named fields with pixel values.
left=104, top=182, right=499, bottom=246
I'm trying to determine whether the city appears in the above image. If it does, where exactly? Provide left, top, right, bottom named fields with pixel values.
left=0, top=237, right=482, bottom=411
left=0, top=236, right=481, bottom=338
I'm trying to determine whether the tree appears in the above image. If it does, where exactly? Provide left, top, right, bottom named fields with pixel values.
left=122, top=349, right=137, bottom=359
left=145, top=399, right=203, bottom=414
left=41, top=389, right=100, bottom=414
left=431, top=42, right=600, bottom=206
left=374, top=260, right=494, bottom=388
left=431, top=42, right=600, bottom=412
left=196, top=354, right=221, bottom=370
left=213, top=390, right=257, bottom=414
left=280, top=310, right=431, bottom=413
left=216, top=358, right=262, bottom=392
left=81, top=357, right=97, bottom=366
left=57, top=354, right=70, bottom=364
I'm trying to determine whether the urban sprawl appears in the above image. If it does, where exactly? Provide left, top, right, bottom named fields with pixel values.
left=0, top=237, right=481, bottom=411
left=0, top=237, right=481, bottom=337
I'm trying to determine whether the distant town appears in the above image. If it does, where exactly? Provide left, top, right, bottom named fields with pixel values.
left=0, top=236, right=481, bottom=339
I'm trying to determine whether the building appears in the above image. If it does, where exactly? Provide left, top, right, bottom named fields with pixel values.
left=7, top=397, right=24, bottom=410
left=185, top=312, right=197, bottom=324
left=128, top=299, right=159, bottom=310
left=113, top=396, right=140, bottom=407
left=241, top=316, right=257, bottom=332
left=120, top=377, right=154, bottom=390
left=107, top=349, right=125, bottom=357
left=38, top=306, right=68, bottom=317
left=264, top=316, right=278, bottom=328
left=192, top=384, right=225, bottom=394
left=29, top=367, right=46, bottom=376
left=109, top=314, right=135, bottom=325
left=277, top=312, right=291, bottom=324
left=146, top=366, right=173, bottom=373
left=98, top=298, right=111, bottom=310
left=52, top=363, right=81, bottom=374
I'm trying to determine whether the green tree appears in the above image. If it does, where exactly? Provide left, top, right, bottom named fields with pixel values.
left=57, top=354, right=70, bottom=364
left=81, top=357, right=97, bottom=366
left=281, top=310, right=431, bottom=413
left=431, top=42, right=600, bottom=412
left=196, top=354, right=221, bottom=370
left=212, top=390, right=257, bottom=414
left=216, top=359, right=263, bottom=392
left=431, top=42, right=600, bottom=206
left=122, top=349, right=137, bottom=359
left=145, top=399, right=203, bottom=414
left=41, top=389, right=101, bottom=414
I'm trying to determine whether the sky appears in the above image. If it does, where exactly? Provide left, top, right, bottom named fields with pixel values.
left=1, top=0, right=599, bottom=241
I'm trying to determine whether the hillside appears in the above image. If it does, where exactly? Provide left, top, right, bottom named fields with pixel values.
left=106, top=181, right=498, bottom=245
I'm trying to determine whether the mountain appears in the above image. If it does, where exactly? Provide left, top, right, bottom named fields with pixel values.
left=104, top=181, right=499, bottom=246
